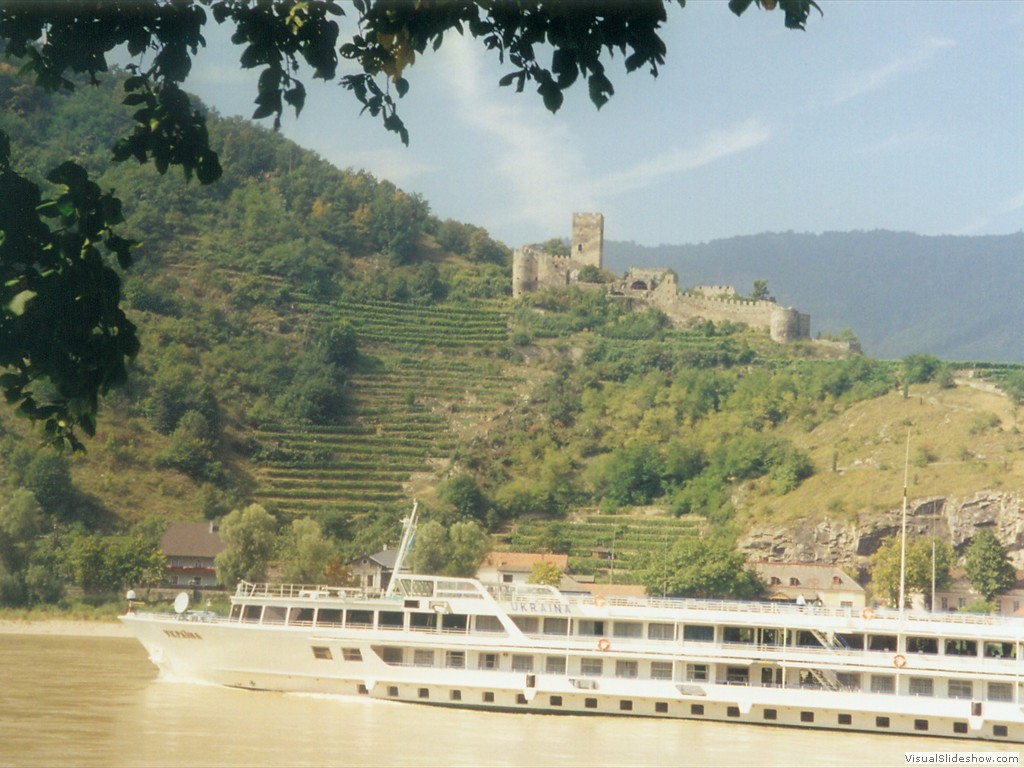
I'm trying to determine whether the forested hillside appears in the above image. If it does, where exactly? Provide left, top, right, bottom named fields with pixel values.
left=3, top=65, right=1024, bottom=607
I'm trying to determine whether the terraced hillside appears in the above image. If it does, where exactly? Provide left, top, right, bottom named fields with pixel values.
left=505, top=512, right=704, bottom=582
left=251, top=298, right=525, bottom=521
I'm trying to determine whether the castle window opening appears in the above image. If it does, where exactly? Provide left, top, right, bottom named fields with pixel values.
left=630, top=281, right=648, bottom=291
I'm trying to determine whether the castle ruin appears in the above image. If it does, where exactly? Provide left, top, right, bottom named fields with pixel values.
left=512, top=213, right=813, bottom=344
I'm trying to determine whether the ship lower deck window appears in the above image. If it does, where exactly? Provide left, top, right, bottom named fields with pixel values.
left=580, top=658, right=603, bottom=677
left=311, top=646, right=332, bottom=660
left=418, top=688, right=429, bottom=699
left=483, top=691, right=494, bottom=703
left=648, top=623, right=675, bottom=641
left=414, top=649, right=434, bottom=667
left=550, top=695, right=563, bottom=707
left=478, top=653, right=498, bottom=670
left=515, top=693, right=528, bottom=705
left=379, top=611, right=404, bottom=630
left=387, top=686, right=398, bottom=697
left=317, top=609, right=342, bottom=626
left=348, top=610, right=373, bottom=628
left=546, top=656, right=567, bottom=675
left=441, top=614, right=468, bottom=632
left=288, top=607, right=314, bottom=625
left=725, top=667, right=749, bottom=684
left=241, top=605, right=262, bottom=623
left=763, top=709, right=777, bottom=721
left=723, top=627, right=755, bottom=644
left=800, top=711, right=814, bottom=723
left=613, top=622, right=642, bottom=639
left=683, top=625, right=714, bottom=642
left=543, top=617, right=569, bottom=635
left=475, top=615, right=504, bottom=633
left=512, top=616, right=538, bottom=634
left=686, top=664, right=708, bottom=682
left=985, top=642, right=1016, bottom=659
left=914, top=719, right=929, bottom=732
left=690, top=704, right=704, bottom=716
left=876, top=716, right=890, bottom=728
left=727, top=706, right=740, bottom=718
left=868, top=635, right=897, bottom=652
left=945, top=639, right=977, bottom=656
left=909, top=678, right=934, bottom=697
left=409, top=612, right=435, bottom=631
left=357, top=684, right=368, bottom=695
left=342, top=648, right=362, bottom=662
left=655, top=702, right=668, bottom=714
left=512, top=655, right=533, bottom=673
left=585, top=698, right=598, bottom=709
left=906, top=637, right=938, bottom=655
left=445, top=651, right=465, bottom=668
left=953, top=722, right=968, bottom=735
left=450, top=690, right=462, bottom=701
left=948, top=680, right=973, bottom=699
left=870, top=675, right=895, bottom=694
left=619, top=700, right=633, bottom=711
left=988, top=682, right=1013, bottom=702
left=381, top=647, right=403, bottom=665
left=577, top=620, right=605, bottom=637
left=263, top=605, right=286, bottom=624
left=650, top=662, right=673, bottom=680
left=838, top=714, right=852, bottom=726
left=994, top=725, right=1008, bottom=738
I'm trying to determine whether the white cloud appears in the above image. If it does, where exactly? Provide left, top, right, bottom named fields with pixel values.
left=953, top=189, right=1024, bottom=235
left=832, top=37, right=956, bottom=104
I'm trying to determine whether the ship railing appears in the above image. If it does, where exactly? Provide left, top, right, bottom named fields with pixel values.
left=235, top=581, right=366, bottom=599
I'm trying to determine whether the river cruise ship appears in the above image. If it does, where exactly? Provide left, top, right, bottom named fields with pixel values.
left=121, top=513, right=1024, bottom=743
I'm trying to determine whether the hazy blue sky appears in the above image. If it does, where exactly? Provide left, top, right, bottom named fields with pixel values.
left=186, top=1, right=1024, bottom=248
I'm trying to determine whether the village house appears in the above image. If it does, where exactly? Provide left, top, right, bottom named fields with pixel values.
left=160, top=521, right=225, bottom=588
left=934, top=572, right=1024, bottom=615
left=754, top=562, right=866, bottom=609
left=477, top=552, right=570, bottom=585
left=348, top=550, right=402, bottom=592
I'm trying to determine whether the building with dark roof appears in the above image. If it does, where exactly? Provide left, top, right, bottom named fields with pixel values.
left=161, top=521, right=225, bottom=587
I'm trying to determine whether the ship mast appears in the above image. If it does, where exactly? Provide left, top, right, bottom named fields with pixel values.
left=898, top=430, right=911, bottom=618
left=385, top=500, right=419, bottom=597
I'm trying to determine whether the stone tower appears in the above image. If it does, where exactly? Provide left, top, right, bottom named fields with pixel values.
left=570, top=212, right=604, bottom=269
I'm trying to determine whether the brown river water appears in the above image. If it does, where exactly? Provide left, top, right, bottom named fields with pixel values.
left=0, top=633, right=1019, bottom=767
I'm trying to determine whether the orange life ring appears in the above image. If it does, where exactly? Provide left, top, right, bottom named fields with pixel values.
left=861, top=607, right=875, bottom=621
left=597, top=637, right=611, bottom=652
left=593, top=595, right=606, bottom=608
left=893, top=653, right=907, bottom=669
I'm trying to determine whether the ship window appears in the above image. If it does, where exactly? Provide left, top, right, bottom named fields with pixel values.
left=948, top=680, right=973, bottom=699
left=379, top=611, right=404, bottom=630
left=387, top=686, right=398, bottom=697
left=836, top=673, right=861, bottom=690
left=585, top=698, right=598, bottom=709
left=241, top=605, right=262, bottom=623
left=512, top=655, right=533, bottom=673
left=836, top=633, right=864, bottom=650
left=615, top=660, right=638, bottom=679
left=263, top=605, right=286, bottom=624
left=230, top=605, right=241, bottom=621
left=650, top=662, right=673, bottom=680
left=945, top=639, right=977, bottom=656
left=317, top=608, right=342, bottom=626
left=761, top=629, right=784, bottom=647
left=723, top=627, right=755, bottom=644
left=953, top=722, right=968, bottom=735
left=867, top=634, right=897, bottom=652
left=483, top=692, right=495, bottom=703
left=441, top=614, right=468, bottom=632
left=418, top=688, right=429, bottom=699
left=512, top=616, right=539, bottom=634
left=795, top=631, right=823, bottom=648
left=906, top=636, right=938, bottom=655
left=341, top=648, right=362, bottom=662
left=994, top=725, right=1008, bottom=738
left=984, top=642, right=1016, bottom=659
left=655, top=702, right=668, bottom=714
left=838, top=714, right=852, bottom=726
left=691, top=704, right=705, bottom=716
left=543, top=617, right=569, bottom=635
left=450, top=690, right=462, bottom=701
left=683, top=625, right=714, bottom=642
left=727, top=706, right=740, bottom=718
left=687, top=664, right=708, bottom=682
left=550, top=696, right=563, bottom=707
left=914, top=719, right=929, bottom=732
left=876, top=716, right=890, bottom=728
left=475, top=615, right=504, bottom=633
left=445, top=651, right=465, bottom=669
left=414, top=649, right=434, bottom=667
left=311, top=646, right=332, bottom=660
left=648, top=623, right=674, bottom=641
left=613, top=622, right=642, bottom=639
left=357, top=684, right=368, bottom=695
left=577, top=620, right=605, bottom=637
left=502, top=574, right=514, bottom=583
left=288, top=607, right=314, bottom=625
left=988, top=682, right=1013, bottom=702
left=410, top=612, right=435, bottom=631
left=764, top=709, right=777, bottom=721
left=580, top=658, right=603, bottom=677
left=381, top=647, right=403, bottom=665
left=726, top=667, right=749, bottom=684
left=347, top=610, right=373, bottom=628
left=478, top=653, right=498, bottom=670
left=619, top=700, right=633, bottom=711
left=800, top=711, right=814, bottom=723
left=909, top=678, right=934, bottom=697
left=546, top=656, right=567, bottom=675
left=870, top=675, right=895, bottom=694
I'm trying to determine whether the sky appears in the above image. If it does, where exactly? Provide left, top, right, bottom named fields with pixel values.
left=183, top=1, right=1024, bottom=249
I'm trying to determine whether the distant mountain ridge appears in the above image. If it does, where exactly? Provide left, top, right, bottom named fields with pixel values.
left=604, top=231, right=1024, bottom=363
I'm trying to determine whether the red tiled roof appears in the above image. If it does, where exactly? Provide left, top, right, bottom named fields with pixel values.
left=160, top=521, right=225, bottom=559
